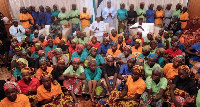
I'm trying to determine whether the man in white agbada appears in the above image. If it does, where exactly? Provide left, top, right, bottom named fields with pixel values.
left=130, top=18, right=149, bottom=38
left=89, top=16, right=106, bottom=43
left=9, top=20, right=25, bottom=42
left=102, top=0, right=116, bottom=27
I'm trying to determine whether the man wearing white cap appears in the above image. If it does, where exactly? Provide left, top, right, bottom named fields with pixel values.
left=89, top=16, right=106, bottom=42
left=102, top=0, right=116, bottom=27
left=9, top=19, right=25, bottom=42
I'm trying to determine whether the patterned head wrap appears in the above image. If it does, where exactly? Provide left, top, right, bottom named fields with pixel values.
left=148, top=54, right=158, bottom=60
left=38, top=50, right=45, bottom=55
left=89, top=47, right=97, bottom=53
left=153, top=66, right=163, bottom=76
left=124, top=45, right=132, bottom=50
left=41, top=72, right=58, bottom=85
left=54, top=48, right=62, bottom=53
left=150, top=40, right=158, bottom=44
left=86, top=41, right=93, bottom=46
left=35, top=42, right=42, bottom=48
left=127, top=55, right=136, bottom=61
left=178, top=65, right=190, bottom=73
left=77, top=44, right=84, bottom=50
left=91, top=36, right=97, bottom=40
left=53, top=4, right=58, bottom=8
left=61, top=38, right=66, bottom=43
left=39, top=57, right=47, bottom=63
left=21, top=67, right=31, bottom=73
left=21, top=49, right=27, bottom=54
left=106, top=55, right=115, bottom=60
left=140, top=2, right=145, bottom=5
left=71, top=39, right=77, bottom=43
left=17, top=58, right=28, bottom=67
left=173, top=55, right=183, bottom=60
left=110, top=41, right=118, bottom=46
left=142, top=45, right=151, bottom=52
left=111, top=29, right=117, bottom=33
left=11, top=38, right=18, bottom=42
left=14, top=46, right=22, bottom=51
left=120, top=3, right=125, bottom=5
left=4, top=81, right=21, bottom=93
left=61, top=6, right=66, bottom=10
left=135, top=39, right=142, bottom=46
left=57, top=57, right=65, bottom=63
left=84, top=57, right=96, bottom=68
left=72, top=58, right=81, bottom=63
left=132, top=65, right=144, bottom=75
left=132, top=52, right=141, bottom=59
left=45, top=6, right=50, bottom=9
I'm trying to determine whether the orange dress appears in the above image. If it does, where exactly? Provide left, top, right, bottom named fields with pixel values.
left=162, top=63, right=178, bottom=80
left=180, top=12, right=189, bottom=29
left=132, top=46, right=142, bottom=53
left=110, top=34, right=119, bottom=42
left=80, top=12, right=91, bottom=27
left=155, top=10, right=164, bottom=25
left=0, top=94, right=30, bottom=107
left=117, top=42, right=126, bottom=50
left=37, top=83, right=62, bottom=101
left=36, top=67, right=53, bottom=80
left=106, top=49, right=121, bottom=57
left=19, top=13, right=34, bottom=29
left=55, top=37, right=67, bottom=44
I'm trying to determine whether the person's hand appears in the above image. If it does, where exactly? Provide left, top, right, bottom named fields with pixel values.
left=196, top=51, right=200, bottom=56
left=131, top=18, right=134, bottom=21
left=51, top=95, right=56, bottom=102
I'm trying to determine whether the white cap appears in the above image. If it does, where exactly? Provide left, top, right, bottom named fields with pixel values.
left=107, top=0, right=111, bottom=3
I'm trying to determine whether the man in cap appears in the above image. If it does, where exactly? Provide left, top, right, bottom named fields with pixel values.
left=9, top=19, right=25, bottom=42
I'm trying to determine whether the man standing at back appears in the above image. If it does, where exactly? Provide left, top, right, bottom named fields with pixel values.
left=102, top=0, right=116, bottom=27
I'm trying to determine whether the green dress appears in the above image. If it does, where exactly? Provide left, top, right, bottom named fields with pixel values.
left=52, top=10, right=60, bottom=17
left=58, top=12, right=69, bottom=25
left=197, top=89, right=200, bottom=107
left=172, top=9, right=181, bottom=18
left=144, top=63, right=160, bottom=76
left=136, top=8, right=146, bottom=22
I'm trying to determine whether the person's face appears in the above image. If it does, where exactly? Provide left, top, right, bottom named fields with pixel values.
left=159, top=30, right=164, bottom=36
left=46, top=8, right=51, bottom=12
left=25, top=37, right=30, bottom=43
left=21, top=53, right=27, bottom=59
left=18, top=62, right=25, bottom=70
left=166, top=5, right=171, bottom=10
left=15, top=50, right=21, bottom=56
left=103, top=39, right=109, bottom=46
left=171, top=38, right=177, bottom=45
left=120, top=4, right=125, bottom=9
left=53, top=5, right=57, bottom=11
left=172, top=43, right=178, bottom=51
left=155, top=49, right=161, bottom=57
left=111, top=45, right=117, bottom=51
left=85, top=44, right=92, bottom=50
left=40, top=7, right=44, bottom=12
left=142, top=49, right=149, bottom=55
left=32, top=6, right=35, bottom=11
left=176, top=4, right=180, bottom=10
left=72, top=5, right=76, bottom=10
left=157, top=6, right=161, bottom=11
left=124, top=48, right=130, bottom=56
left=147, top=57, right=156, bottom=67
left=96, top=17, right=101, bottom=22
left=48, top=41, right=53, bottom=47
left=34, top=33, right=39, bottom=38
left=107, top=58, right=114, bottom=66
left=58, top=61, right=65, bottom=69
left=130, top=5, right=134, bottom=10
left=107, top=2, right=111, bottom=8
left=72, top=61, right=79, bottom=70
left=13, top=21, right=18, bottom=27
left=22, top=8, right=27, bottom=13
left=178, top=69, right=188, bottom=80
left=89, top=62, right=97, bottom=71
left=118, top=36, right=123, bottom=43
left=83, top=8, right=87, bottom=13
left=5, top=88, right=17, bottom=102
left=183, top=7, right=187, bottom=13
left=124, top=34, right=129, bottom=39
left=22, top=72, right=31, bottom=82
left=140, top=4, right=144, bottom=9
left=42, top=76, right=51, bottom=89
left=150, top=42, right=157, bottom=49
left=60, top=40, right=65, bottom=46
left=61, top=8, right=65, bottom=13
left=77, top=47, right=83, bottom=54
left=39, top=62, right=47, bottom=71
left=131, top=70, right=140, bottom=81
left=55, top=52, right=62, bottom=58
left=71, top=42, right=76, bottom=48
left=139, top=20, right=143, bottom=24
left=172, top=18, right=177, bottom=22
left=173, top=59, right=182, bottom=68
left=92, top=38, right=97, bottom=44
left=149, top=5, right=154, bottom=10
left=151, top=70, right=161, bottom=82
left=147, top=34, right=153, bottom=40
left=90, top=49, right=97, bottom=57
left=80, top=34, right=84, bottom=39
left=128, top=59, right=135, bottom=68
left=26, top=31, right=31, bottom=35
left=40, top=36, right=45, bottom=41
left=112, top=31, right=117, bottom=36
left=135, top=41, right=140, bottom=48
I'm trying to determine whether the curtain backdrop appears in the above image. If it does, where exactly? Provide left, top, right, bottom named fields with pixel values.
left=8, top=0, right=188, bottom=28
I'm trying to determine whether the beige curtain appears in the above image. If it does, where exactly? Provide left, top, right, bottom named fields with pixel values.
left=8, top=0, right=188, bottom=28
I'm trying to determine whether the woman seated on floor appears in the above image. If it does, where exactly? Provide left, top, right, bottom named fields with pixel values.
left=140, top=67, right=167, bottom=107
left=169, top=65, right=198, bottom=107
left=37, top=72, right=72, bottom=106
left=102, top=55, right=120, bottom=95
left=0, top=81, right=30, bottom=107
left=144, top=54, right=160, bottom=77
left=62, top=58, right=85, bottom=106
left=88, top=47, right=105, bottom=67
left=109, top=65, right=146, bottom=107
left=82, top=58, right=105, bottom=102
left=13, top=58, right=29, bottom=81
left=71, top=44, right=88, bottom=63
left=116, top=45, right=132, bottom=65
left=18, top=67, right=40, bottom=106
